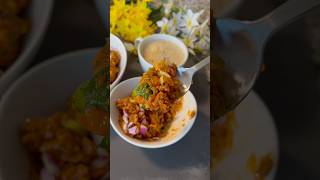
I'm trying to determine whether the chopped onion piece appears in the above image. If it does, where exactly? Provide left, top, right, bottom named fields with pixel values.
left=141, top=118, right=148, bottom=125
left=122, top=111, right=128, bottom=123
left=127, top=122, right=134, bottom=128
left=128, top=126, right=138, bottom=135
left=123, top=110, right=129, bottom=117
left=140, top=125, right=148, bottom=136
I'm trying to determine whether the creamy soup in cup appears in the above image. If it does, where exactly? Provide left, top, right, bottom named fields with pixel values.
left=136, top=34, right=189, bottom=72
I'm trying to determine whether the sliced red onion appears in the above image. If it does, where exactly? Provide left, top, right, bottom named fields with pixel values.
left=138, top=111, right=144, bottom=116
left=140, top=125, right=148, bottom=136
left=128, top=126, right=138, bottom=135
left=123, top=110, right=129, bottom=118
left=141, top=118, right=148, bottom=125
left=122, top=114, right=128, bottom=123
left=127, top=122, right=134, bottom=128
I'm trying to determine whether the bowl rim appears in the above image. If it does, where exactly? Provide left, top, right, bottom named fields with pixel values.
left=110, top=76, right=198, bottom=149
left=110, top=33, right=127, bottom=90
left=136, top=33, right=189, bottom=72
left=0, top=48, right=100, bottom=112
left=0, top=48, right=104, bottom=179
left=0, top=0, right=54, bottom=95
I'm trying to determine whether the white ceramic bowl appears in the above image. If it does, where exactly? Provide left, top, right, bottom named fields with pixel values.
left=136, top=34, right=189, bottom=72
left=0, top=0, right=54, bottom=96
left=110, top=77, right=197, bottom=148
left=0, top=48, right=99, bottom=180
left=110, top=34, right=127, bottom=90
left=214, top=92, right=278, bottom=180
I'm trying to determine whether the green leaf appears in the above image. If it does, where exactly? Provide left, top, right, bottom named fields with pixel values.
left=149, top=4, right=164, bottom=23
left=72, top=64, right=109, bottom=112
left=100, top=136, right=109, bottom=149
left=72, top=81, right=90, bottom=112
left=132, top=83, right=153, bottom=100
left=61, top=119, right=86, bottom=134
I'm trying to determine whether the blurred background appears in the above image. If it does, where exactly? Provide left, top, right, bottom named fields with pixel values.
left=33, top=0, right=105, bottom=64
left=223, top=0, right=320, bottom=179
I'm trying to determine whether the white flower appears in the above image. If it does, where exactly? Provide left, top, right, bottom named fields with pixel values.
left=163, top=0, right=174, bottom=16
left=180, top=9, right=203, bottom=34
left=157, top=17, right=170, bottom=32
left=195, top=37, right=210, bottom=54
left=194, top=18, right=210, bottom=37
left=167, top=25, right=179, bottom=36
left=157, top=17, right=179, bottom=36
left=172, top=12, right=182, bottom=26
left=181, top=30, right=197, bottom=55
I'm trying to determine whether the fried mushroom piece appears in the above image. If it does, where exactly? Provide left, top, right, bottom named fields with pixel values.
left=0, top=13, right=29, bottom=67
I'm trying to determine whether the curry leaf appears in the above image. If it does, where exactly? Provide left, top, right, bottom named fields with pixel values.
left=100, top=136, right=109, bottom=149
left=132, top=83, right=153, bottom=100
left=72, top=65, right=109, bottom=112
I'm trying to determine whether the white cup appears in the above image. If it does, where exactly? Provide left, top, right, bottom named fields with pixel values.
left=135, top=34, right=189, bottom=72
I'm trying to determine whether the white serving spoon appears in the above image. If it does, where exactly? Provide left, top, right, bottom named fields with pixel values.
left=177, top=56, right=210, bottom=95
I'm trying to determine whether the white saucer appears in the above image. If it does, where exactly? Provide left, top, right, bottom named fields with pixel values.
left=214, top=91, right=278, bottom=180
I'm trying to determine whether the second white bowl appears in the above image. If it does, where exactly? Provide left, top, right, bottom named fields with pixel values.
left=110, top=34, right=127, bottom=90
left=0, top=0, right=54, bottom=96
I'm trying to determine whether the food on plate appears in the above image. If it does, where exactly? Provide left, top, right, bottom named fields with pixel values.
left=110, top=49, right=120, bottom=83
left=21, top=111, right=108, bottom=180
left=71, top=46, right=109, bottom=136
left=211, top=112, right=275, bottom=179
left=142, top=40, right=185, bottom=66
left=21, top=46, right=109, bottom=179
left=116, top=61, right=183, bottom=140
left=247, top=153, right=274, bottom=180
left=0, top=13, right=29, bottom=68
left=211, top=112, right=235, bottom=167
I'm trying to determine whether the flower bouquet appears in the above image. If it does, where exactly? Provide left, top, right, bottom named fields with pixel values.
left=110, top=0, right=210, bottom=57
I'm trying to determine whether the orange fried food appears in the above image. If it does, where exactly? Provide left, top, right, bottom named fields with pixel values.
left=116, top=61, right=183, bottom=140
left=21, top=111, right=108, bottom=180
left=94, top=45, right=120, bottom=84
left=110, top=50, right=120, bottom=83
left=0, top=14, right=29, bottom=67
left=93, top=45, right=108, bottom=79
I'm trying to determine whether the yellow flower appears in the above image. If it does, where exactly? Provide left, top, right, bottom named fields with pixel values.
left=110, top=0, right=156, bottom=42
